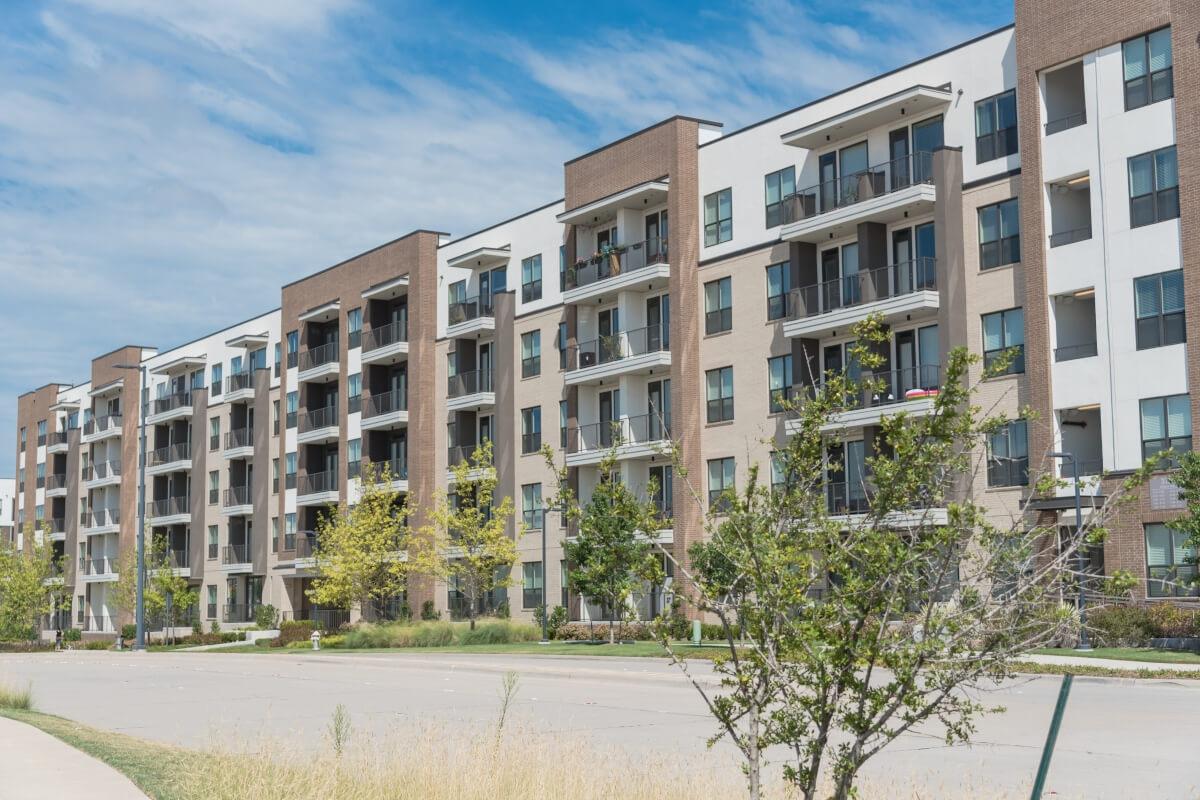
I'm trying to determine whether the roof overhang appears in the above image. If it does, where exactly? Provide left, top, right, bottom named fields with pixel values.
left=88, top=379, right=124, bottom=397
left=225, top=332, right=270, bottom=349
left=781, top=85, right=953, bottom=150
left=362, top=275, right=410, bottom=300
left=299, top=300, right=341, bottom=324
left=150, top=355, right=208, bottom=376
left=446, top=247, right=511, bottom=271
left=556, top=180, right=669, bottom=226
left=49, top=399, right=81, bottom=412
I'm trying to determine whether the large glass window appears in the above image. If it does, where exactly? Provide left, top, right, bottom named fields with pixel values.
left=978, top=198, right=1020, bottom=269
left=348, top=373, right=361, bottom=412
left=521, top=330, right=541, bottom=378
left=286, top=391, right=298, bottom=428
left=766, top=261, right=791, bottom=321
left=521, top=406, right=542, bottom=454
left=286, top=330, right=298, bottom=368
left=707, top=457, right=735, bottom=511
left=521, top=254, right=543, bottom=303
left=559, top=400, right=568, bottom=449
left=1128, top=146, right=1179, bottom=228
left=522, top=484, right=543, bottom=531
left=1123, top=28, right=1173, bottom=111
left=1140, top=394, right=1191, bottom=462
left=982, top=308, right=1025, bottom=375
left=704, top=277, right=732, bottom=335
left=210, top=363, right=223, bottom=397
left=768, top=355, right=793, bottom=414
left=347, top=308, right=362, bottom=349
left=1135, top=270, right=1185, bottom=349
left=988, top=420, right=1029, bottom=487
left=706, top=366, right=734, bottom=423
left=1146, top=523, right=1198, bottom=598
left=522, top=561, right=544, bottom=609
left=764, top=167, right=795, bottom=228
left=704, top=188, right=732, bottom=246
left=974, top=89, right=1017, bottom=163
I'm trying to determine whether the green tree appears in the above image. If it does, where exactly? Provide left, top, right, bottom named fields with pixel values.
left=0, top=525, right=64, bottom=641
left=113, top=530, right=200, bottom=644
left=662, top=315, right=1146, bottom=800
left=307, top=461, right=413, bottom=619
left=421, top=440, right=517, bottom=630
left=545, top=450, right=665, bottom=644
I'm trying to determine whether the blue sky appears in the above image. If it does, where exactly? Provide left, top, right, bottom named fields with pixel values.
left=0, top=0, right=1012, bottom=476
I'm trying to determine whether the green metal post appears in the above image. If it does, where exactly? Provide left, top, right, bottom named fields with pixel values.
left=1030, top=673, right=1074, bottom=799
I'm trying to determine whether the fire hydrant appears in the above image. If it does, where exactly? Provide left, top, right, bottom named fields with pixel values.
left=311, top=629, right=322, bottom=651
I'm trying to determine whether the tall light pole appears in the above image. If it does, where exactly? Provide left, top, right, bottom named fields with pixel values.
left=540, top=508, right=548, bottom=644
left=115, top=363, right=148, bottom=651
left=1048, top=451, right=1092, bottom=652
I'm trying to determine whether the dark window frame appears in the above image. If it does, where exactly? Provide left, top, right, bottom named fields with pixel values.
left=766, top=261, right=791, bottom=321
left=1123, top=28, right=1173, bottom=111
left=704, top=277, right=732, bottom=335
left=521, top=254, right=543, bottom=303
left=987, top=419, right=1029, bottom=487
left=974, top=89, right=1018, bottom=164
left=703, top=188, right=733, bottom=247
left=707, top=457, right=735, bottom=511
left=764, top=166, right=795, bottom=228
left=1140, top=393, right=1192, bottom=463
left=982, top=308, right=1025, bottom=375
left=706, top=366, right=735, bottom=423
left=1128, top=146, right=1179, bottom=228
left=521, top=406, right=542, bottom=455
left=767, top=354, right=793, bottom=414
left=521, top=330, right=541, bottom=378
left=1145, top=523, right=1198, bottom=598
left=1134, top=269, right=1186, bottom=350
left=978, top=198, right=1020, bottom=270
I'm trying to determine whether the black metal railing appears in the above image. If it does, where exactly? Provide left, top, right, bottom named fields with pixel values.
left=223, top=485, right=252, bottom=507
left=83, top=415, right=121, bottom=436
left=448, top=295, right=494, bottom=326
left=363, top=390, right=407, bottom=419
left=297, top=470, right=337, bottom=496
left=565, top=237, right=669, bottom=291
left=781, top=152, right=934, bottom=225
left=294, top=531, right=319, bottom=559
left=148, top=441, right=191, bottom=467
left=834, top=365, right=942, bottom=410
left=568, top=324, right=669, bottom=371
left=1048, top=225, right=1092, bottom=248
left=298, top=341, right=339, bottom=372
left=568, top=413, right=671, bottom=452
left=1054, top=342, right=1098, bottom=362
left=222, top=603, right=253, bottom=623
left=1044, top=111, right=1086, bottom=136
left=362, top=320, right=408, bottom=352
left=788, top=258, right=936, bottom=319
left=81, top=556, right=117, bottom=575
left=298, top=405, right=338, bottom=433
left=150, top=393, right=191, bottom=416
left=225, top=427, right=253, bottom=450
left=45, top=473, right=67, bottom=491
left=447, top=444, right=493, bottom=469
left=88, top=460, right=121, bottom=481
left=448, top=370, right=493, bottom=398
left=226, top=371, right=254, bottom=393
left=221, top=545, right=250, bottom=565
left=826, top=481, right=871, bottom=515
left=149, top=496, right=190, bottom=518
left=84, top=509, right=120, bottom=529
left=48, top=517, right=65, bottom=534
left=46, top=431, right=69, bottom=448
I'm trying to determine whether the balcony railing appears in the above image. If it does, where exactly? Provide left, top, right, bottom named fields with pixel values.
left=161, top=548, right=190, bottom=569
left=827, top=481, right=871, bottom=515
left=788, top=258, right=936, bottom=319
left=148, top=441, right=191, bottom=467
left=81, top=556, right=117, bottom=576
left=225, top=427, right=253, bottom=450
left=149, top=393, right=191, bottom=416
left=294, top=530, right=319, bottom=559
left=568, top=324, right=669, bottom=371
left=45, top=473, right=67, bottom=491
left=149, top=495, right=190, bottom=518
left=221, top=545, right=250, bottom=565
left=48, top=517, right=65, bottom=534
left=447, top=444, right=493, bottom=469
left=448, top=370, right=493, bottom=398
left=222, top=603, right=254, bottom=623
left=88, top=460, right=121, bottom=481
left=1048, top=225, right=1092, bottom=248
left=297, top=470, right=337, bottom=496
left=223, top=485, right=252, bottom=507
left=84, top=509, right=119, bottom=529
left=568, top=413, right=671, bottom=453
left=363, top=390, right=407, bottom=419
left=299, top=341, right=339, bottom=372
left=226, top=371, right=254, bottom=393
left=46, top=431, right=69, bottom=447
left=842, top=365, right=941, bottom=409
left=448, top=295, right=494, bottom=326
left=362, top=320, right=408, bottom=352
left=83, top=415, right=121, bottom=436
left=1054, top=342, right=1098, bottom=362
left=781, top=152, right=934, bottom=226
left=1045, top=111, right=1086, bottom=136
left=565, top=237, right=669, bottom=291
left=299, top=405, right=338, bottom=433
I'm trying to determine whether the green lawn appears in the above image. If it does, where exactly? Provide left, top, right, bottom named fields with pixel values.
left=204, top=640, right=724, bottom=659
left=1029, top=646, right=1200, bottom=665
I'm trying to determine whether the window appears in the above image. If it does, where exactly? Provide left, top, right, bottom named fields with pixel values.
left=1146, top=523, right=1197, bottom=598
left=1135, top=270, right=1185, bottom=349
left=208, top=471, right=219, bottom=505
left=286, top=391, right=298, bottom=428
left=706, top=367, right=735, bottom=423
left=978, top=198, right=1020, bottom=269
left=521, top=406, right=542, bottom=454
left=207, top=585, right=217, bottom=619
left=286, top=330, right=299, bottom=368
left=521, top=254, right=543, bottom=303
left=285, top=452, right=297, bottom=489
left=557, top=322, right=568, bottom=370
left=209, top=417, right=220, bottom=451
left=764, top=167, right=795, bottom=228
left=559, top=245, right=566, bottom=293
left=1128, top=146, right=1179, bottom=228
left=522, top=561, right=544, bottom=609
left=272, top=458, right=280, bottom=494
left=191, top=368, right=205, bottom=391
left=274, top=343, right=281, bottom=378
left=974, top=89, right=1017, bottom=163
left=348, top=373, right=362, bottom=412
left=17, top=468, right=24, bottom=493
left=522, top=484, right=543, bottom=531
left=35, top=462, right=45, bottom=488
left=707, top=457, right=735, bottom=511
left=704, top=277, right=732, bottom=334
left=1140, top=394, right=1191, bottom=462
left=36, top=419, right=46, bottom=446
left=704, top=188, right=732, bottom=246
left=210, top=363, right=222, bottom=397
left=348, top=438, right=361, bottom=478
left=347, top=307, right=362, bottom=349
left=1123, top=28, right=1173, bottom=111
left=207, top=526, right=218, bottom=560
left=770, top=452, right=787, bottom=493
left=559, top=400, right=568, bottom=450
left=273, top=399, right=280, bottom=435
left=521, top=330, right=541, bottom=378
left=19, top=427, right=25, bottom=448
left=766, top=262, right=791, bottom=321
left=67, top=411, right=78, bottom=430
left=982, top=308, right=1025, bottom=375
left=272, top=517, right=280, bottom=552
left=987, top=420, right=1029, bottom=487
left=768, top=355, right=793, bottom=414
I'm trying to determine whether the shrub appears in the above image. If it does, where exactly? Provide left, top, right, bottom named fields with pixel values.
left=494, top=601, right=510, bottom=620
left=276, top=620, right=315, bottom=647
left=192, top=618, right=203, bottom=635
left=1146, top=603, right=1200, bottom=639
left=701, top=622, right=741, bottom=641
left=458, top=620, right=540, bottom=646
left=285, top=640, right=312, bottom=649
left=339, top=620, right=540, bottom=649
left=255, top=605, right=280, bottom=629
left=63, top=628, right=82, bottom=643
left=121, top=624, right=137, bottom=641
left=82, top=640, right=111, bottom=650
left=211, top=618, right=221, bottom=634
left=420, top=601, right=440, bottom=621
left=557, top=622, right=654, bottom=642
left=398, top=605, right=413, bottom=623
left=656, top=601, right=690, bottom=641
left=322, top=635, right=345, bottom=649
left=0, top=681, right=33, bottom=711
left=254, top=637, right=273, bottom=648
left=1087, top=605, right=1156, bottom=647
left=0, top=641, right=53, bottom=653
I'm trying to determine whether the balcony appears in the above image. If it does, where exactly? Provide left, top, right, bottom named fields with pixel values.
left=223, top=427, right=255, bottom=458
left=147, top=442, right=191, bottom=475
left=565, top=413, right=672, bottom=467
left=297, top=406, right=339, bottom=444
left=222, top=603, right=254, bottom=623
left=79, top=556, right=119, bottom=582
left=46, top=431, right=70, bottom=454
left=146, top=392, right=193, bottom=424
left=1043, top=61, right=1086, bottom=137
left=222, top=485, right=253, bottom=516
left=447, top=445, right=493, bottom=479
left=48, top=517, right=66, bottom=542
left=779, top=153, right=936, bottom=243
left=824, top=481, right=948, bottom=527
left=361, top=320, right=410, bottom=366
left=783, top=258, right=938, bottom=339
left=447, top=370, right=495, bottom=412
left=45, top=473, right=68, bottom=498
left=446, top=295, right=495, bottom=338
left=82, top=414, right=122, bottom=442
left=297, top=470, right=339, bottom=506
left=565, top=325, right=670, bottom=386
left=1052, top=290, right=1098, bottom=368
left=149, top=548, right=191, bottom=578
left=82, top=508, right=120, bottom=535
left=360, top=390, right=409, bottom=431
left=84, top=460, right=122, bottom=489
left=149, top=495, right=190, bottom=524
left=225, top=371, right=255, bottom=402
left=298, top=341, right=340, bottom=383
left=563, top=238, right=670, bottom=305
left=786, top=366, right=942, bottom=434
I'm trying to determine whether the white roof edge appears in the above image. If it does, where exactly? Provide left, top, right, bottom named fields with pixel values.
left=555, top=179, right=670, bottom=223
left=780, top=85, right=954, bottom=148
left=445, top=246, right=511, bottom=269
left=362, top=275, right=411, bottom=299
left=298, top=300, right=341, bottom=322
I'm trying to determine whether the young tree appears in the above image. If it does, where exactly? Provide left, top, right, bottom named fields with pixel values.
left=421, top=440, right=517, bottom=630
left=112, top=532, right=199, bottom=643
left=308, top=461, right=413, bottom=620
left=0, top=526, right=63, bottom=641
left=544, top=449, right=665, bottom=643
left=661, top=315, right=1147, bottom=800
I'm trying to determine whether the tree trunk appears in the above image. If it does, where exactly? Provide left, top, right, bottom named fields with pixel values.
left=747, top=702, right=761, bottom=800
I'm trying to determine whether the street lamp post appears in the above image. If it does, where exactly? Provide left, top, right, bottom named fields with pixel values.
left=1048, top=451, right=1092, bottom=652
left=115, top=363, right=148, bottom=651
left=540, top=512, right=548, bottom=644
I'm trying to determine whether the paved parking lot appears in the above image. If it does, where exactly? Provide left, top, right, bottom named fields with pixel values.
left=1, top=650, right=1197, bottom=798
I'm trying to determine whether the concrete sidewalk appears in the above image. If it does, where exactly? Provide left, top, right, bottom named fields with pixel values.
left=0, top=716, right=147, bottom=799
left=1017, top=652, right=1200, bottom=672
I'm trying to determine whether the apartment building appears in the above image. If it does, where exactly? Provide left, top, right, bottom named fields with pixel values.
left=12, top=0, right=1196, bottom=637
left=0, top=478, right=14, bottom=544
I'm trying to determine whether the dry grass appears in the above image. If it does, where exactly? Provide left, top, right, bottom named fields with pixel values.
left=0, top=680, right=33, bottom=710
